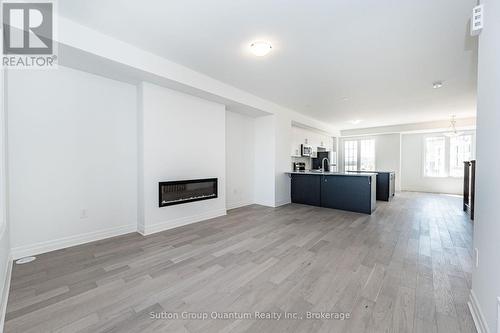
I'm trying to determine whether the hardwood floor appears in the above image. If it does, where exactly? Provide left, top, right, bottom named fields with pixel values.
left=5, top=192, right=476, bottom=332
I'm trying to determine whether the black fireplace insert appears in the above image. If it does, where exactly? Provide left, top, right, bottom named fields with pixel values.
left=159, top=178, right=218, bottom=207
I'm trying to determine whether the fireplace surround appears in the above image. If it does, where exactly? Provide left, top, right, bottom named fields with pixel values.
left=159, top=178, right=218, bottom=207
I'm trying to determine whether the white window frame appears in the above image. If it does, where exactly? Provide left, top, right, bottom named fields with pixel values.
left=422, top=132, right=475, bottom=179
left=423, top=136, right=447, bottom=178
left=342, top=138, right=376, bottom=172
left=344, top=140, right=358, bottom=171
left=359, top=139, right=376, bottom=171
left=449, top=134, right=474, bottom=178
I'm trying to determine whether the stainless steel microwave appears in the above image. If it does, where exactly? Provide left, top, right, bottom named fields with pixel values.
left=301, top=144, right=313, bottom=157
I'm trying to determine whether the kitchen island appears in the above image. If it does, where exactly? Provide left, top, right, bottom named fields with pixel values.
left=286, top=171, right=377, bottom=214
left=347, top=171, right=395, bottom=201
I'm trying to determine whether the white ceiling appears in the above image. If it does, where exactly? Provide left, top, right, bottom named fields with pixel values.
left=59, top=0, right=478, bottom=129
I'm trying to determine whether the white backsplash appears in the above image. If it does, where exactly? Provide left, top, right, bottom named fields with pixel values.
left=291, top=156, right=311, bottom=170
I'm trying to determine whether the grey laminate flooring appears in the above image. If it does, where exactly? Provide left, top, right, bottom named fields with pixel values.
left=5, top=192, right=476, bottom=332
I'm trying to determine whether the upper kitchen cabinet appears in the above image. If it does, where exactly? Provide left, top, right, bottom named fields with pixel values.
left=291, top=126, right=311, bottom=156
left=290, top=124, right=335, bottom=157
left=311, top=131, right=332, bottom=151
left=311, top=132, right=321, bottom=149
left=291, top=126, right=302, bottom=157
left=328, top=136, right=335, bottom=151
left=318, top=133, right=328, bottom=149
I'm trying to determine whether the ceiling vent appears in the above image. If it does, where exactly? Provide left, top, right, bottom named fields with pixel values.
left=470, top=5, right=484, bottom=36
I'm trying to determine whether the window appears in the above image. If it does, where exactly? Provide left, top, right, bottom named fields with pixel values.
left=424, top=137, right=446, bottom=177
left=344, top=140, right=358, bottom=171
left=424, top=134, right=474, bottom=177
left=343, top=138, right=375, bottom=171
left=450, top=134, right=473, bottom=177
left=360, top=139, right=375, bottom=171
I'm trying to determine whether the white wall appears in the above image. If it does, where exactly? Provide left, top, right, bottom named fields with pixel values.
left=233, top=112, right=333, bottom=209
left=254, top=114, right=337, bottom=208
left=138, top=82, right=226, bottom=234
left=225, top=111, right=255, bottom=210
left=54, top=17, right=341, bottom=214
left=375, top=134, right=401, bottom=191
left=54, top=15, right=341, bottom=215
left=274, top=114, right=293, bottom=206
left=400, top=132, right=471, bottom=195
left=0, top=229, right=9, bottom=330
left=253, top=115, right=276, bottom=207
left=0, top=66, right=12, bottom=330
left=7, top=66, right=138, bottom=258
left=471, top=0, right=500, bottom=331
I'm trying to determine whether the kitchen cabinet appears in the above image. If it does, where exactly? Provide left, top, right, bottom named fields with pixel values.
left=291, top=126, right=301, bottom=156
left=290, top=128, right=299, bottom=156
left=290, top=125, right=334, bottom=157
left=289, top=172, right=376, bottom=214
left=320, top=174, right=375, bottom=214
left=377, top=172, right=395, bottom=201
left=352, top=171, right=395, bottom=201
left=328, top=136, right=335, bottom=151
left=291, top=126, right=310, bottom=157
left=290, top=174, right=321, bottom=206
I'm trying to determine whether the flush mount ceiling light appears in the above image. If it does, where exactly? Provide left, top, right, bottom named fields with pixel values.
left=349, top=119, right=362, bottom=125
left=250, top=41, right=272, bottom=56
left=432, top=81, right=444, bottom=89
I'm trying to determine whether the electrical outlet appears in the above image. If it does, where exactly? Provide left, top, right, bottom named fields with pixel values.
left=80, top=209, right=88, bottom=219
left=474, top=248, right=479, bottom=268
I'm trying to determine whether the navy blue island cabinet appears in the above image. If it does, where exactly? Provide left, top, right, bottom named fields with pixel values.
left=290, top=173, right=322, bottom=206
left=289, top=172, right=376, bottom=214
left=351, top=171, right=395, bottom=201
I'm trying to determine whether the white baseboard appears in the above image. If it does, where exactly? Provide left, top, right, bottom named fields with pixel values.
left=468, top=289, right=490, bottom=333
left=12, top=209, right=229, bottom=257
left=141, top=209, right=227, bottom=235
left=226, top=201, right=253, bottom=210
left=498, top=297, right=500, bottom=333
left=0, top=253, right=13, bottom=332
left=137, top=223, right=146, bottom=235
left=11, top=224, right=137, bottom=259
left=274, top=199, right=291, bottom=207
left=400, top=189, right=462, bottom=196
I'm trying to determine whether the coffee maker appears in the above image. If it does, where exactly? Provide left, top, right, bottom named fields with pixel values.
left=292, top=162, right=306, bottom=171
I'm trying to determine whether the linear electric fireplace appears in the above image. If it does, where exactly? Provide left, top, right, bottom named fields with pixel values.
left=159, top=178, right=218, bottom=207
